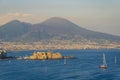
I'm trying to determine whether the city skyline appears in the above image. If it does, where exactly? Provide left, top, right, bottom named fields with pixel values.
left=0, top=0, right=120, bottom=36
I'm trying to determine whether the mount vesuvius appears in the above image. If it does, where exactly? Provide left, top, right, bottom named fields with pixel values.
left=0, top=17, right=120, bottom=42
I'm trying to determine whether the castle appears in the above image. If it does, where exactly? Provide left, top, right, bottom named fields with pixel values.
left=29, top=51, right=63, bottom=60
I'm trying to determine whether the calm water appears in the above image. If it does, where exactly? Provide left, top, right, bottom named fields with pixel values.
left=0, top=49, right=120, bottom=80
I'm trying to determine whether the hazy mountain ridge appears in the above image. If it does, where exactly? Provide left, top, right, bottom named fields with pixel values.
left=0, top=17, right=120, bottom=42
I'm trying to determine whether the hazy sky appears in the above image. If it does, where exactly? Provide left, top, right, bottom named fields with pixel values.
left=0, top=0, right=120, bottom=36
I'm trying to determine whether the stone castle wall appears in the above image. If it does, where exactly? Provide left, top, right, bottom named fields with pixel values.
left=29, top=52, right=63, bottom=60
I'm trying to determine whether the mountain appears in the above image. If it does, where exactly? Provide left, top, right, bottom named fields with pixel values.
left=0, top=17, right=120, bottom=42
left=0, top=20, right=31, bottom=41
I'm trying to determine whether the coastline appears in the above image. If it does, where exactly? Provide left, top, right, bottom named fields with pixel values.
left=0, top=42, right=120, bottom=51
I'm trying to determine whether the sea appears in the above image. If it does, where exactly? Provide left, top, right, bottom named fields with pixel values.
left=0, top=49, right=120, bottom=80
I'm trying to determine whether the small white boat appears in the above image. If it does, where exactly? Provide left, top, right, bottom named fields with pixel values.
left=100, top=53, right=107, bottom=69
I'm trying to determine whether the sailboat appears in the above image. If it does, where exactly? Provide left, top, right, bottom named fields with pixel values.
left=100, top=53, right=107, bottom=69
left=64, top=58, right=66, bottom=65
left=115, top=56, right=117, bottom=64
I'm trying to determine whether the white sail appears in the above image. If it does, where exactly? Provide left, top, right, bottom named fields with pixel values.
left=103, top=53, right=107, bottom=66
left=100, top=53, right=107, bottom=69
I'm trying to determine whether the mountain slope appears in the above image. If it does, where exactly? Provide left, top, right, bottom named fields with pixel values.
left=30, top=17, right=120, bottom=41
left=0, top=20, right=31, bottom=41
left=0, top=17, right=120, bottom=42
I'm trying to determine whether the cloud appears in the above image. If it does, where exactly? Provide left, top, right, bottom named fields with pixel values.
left=7, top=13, right=33, bottom=17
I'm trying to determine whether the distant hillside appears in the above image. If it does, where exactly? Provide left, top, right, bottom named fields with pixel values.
left=0, top=17, right=120, bottom=42
left=0, top=20, right=31, bottom=41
